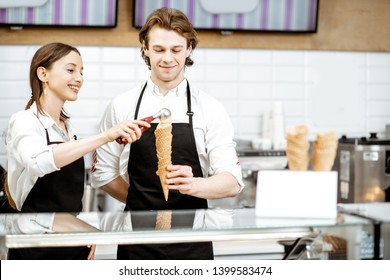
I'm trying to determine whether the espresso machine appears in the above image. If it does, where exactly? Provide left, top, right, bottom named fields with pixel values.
left=333, top=133, right=390, bottom=203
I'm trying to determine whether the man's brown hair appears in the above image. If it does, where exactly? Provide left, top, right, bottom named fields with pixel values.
left=139, top=7, right=198, bottom=69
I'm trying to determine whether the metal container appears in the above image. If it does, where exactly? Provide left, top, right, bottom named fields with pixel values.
left=333, top=133, right=390, bottom=203
left=208, top=149, right=287, bottom=208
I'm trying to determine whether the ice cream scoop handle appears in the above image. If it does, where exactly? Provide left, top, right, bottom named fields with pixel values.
left=115, top=115, right=155, bottom=144
left=139, top=115, right=155, bottom=132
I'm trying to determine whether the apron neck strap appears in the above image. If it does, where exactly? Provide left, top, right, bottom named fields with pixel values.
left=185, top=80, right=193, bottom=127
left=135, top=80, right=193, bottom=127
left=134, top=82, right=148, bottom=120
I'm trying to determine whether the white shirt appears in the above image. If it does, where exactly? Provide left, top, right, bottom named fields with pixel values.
left=6, top=103, right=77, bottom=210
left=91, top=78, right=244, bottom=190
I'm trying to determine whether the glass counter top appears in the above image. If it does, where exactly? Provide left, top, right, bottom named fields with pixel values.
left=338, top=202, right=390, bottom=223
left=0, top=207, right=372, bottom=251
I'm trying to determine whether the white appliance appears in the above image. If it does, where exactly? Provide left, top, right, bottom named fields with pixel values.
left=255, top=170, right=338, bottom=219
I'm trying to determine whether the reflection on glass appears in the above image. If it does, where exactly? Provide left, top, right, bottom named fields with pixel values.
left=0, top=209, right=236, bottom=234
left=1, top=212, right=100, bottom=234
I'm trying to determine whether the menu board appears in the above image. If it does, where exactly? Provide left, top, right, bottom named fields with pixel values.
left=133, top=0, right=319, bottom=33
left=0, top=0, right=118, bottom=28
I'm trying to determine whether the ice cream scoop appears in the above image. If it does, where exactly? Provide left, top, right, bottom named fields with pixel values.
left=140, top=108, right=171, bottom=130
left=116, top=108, right=172, bottom=144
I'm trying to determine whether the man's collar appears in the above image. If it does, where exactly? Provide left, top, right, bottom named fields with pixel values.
left=148, top=78, right=187, bottom=96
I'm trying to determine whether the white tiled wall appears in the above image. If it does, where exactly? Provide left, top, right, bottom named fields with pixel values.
left=1, top=45, right=390, bottom=168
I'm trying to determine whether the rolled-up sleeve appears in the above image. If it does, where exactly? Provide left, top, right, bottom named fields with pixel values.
left=7, top=111, right=60, bottom=210
left=195, top=94, right=244, bottom=189
left=10, top=113, right=59, bottom=177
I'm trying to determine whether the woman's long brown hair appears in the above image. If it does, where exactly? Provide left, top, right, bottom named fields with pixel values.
left=26, top=42, right=81, bottom=121
left=2, top=172, right=16, bottom=210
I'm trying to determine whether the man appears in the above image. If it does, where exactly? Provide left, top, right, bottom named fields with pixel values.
left=92, top=7, right=243, bottom=259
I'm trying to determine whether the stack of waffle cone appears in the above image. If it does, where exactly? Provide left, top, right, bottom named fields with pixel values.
left=312, top=131, right=338, bottom=171
left=155, top=117, right=173, bottom=201
left=286, top=125, right=310, bottom=171
left=155, top=210, right=172, bottom=230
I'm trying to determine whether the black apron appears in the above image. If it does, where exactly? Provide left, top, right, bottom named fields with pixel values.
left=117, top=81, right=213, bottom=260
left=8, top=122, right=89, bottom=260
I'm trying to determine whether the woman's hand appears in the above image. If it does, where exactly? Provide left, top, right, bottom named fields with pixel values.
left=87, top=244, right=96, bottom=260
left=104, top=119, right=151, bottom=144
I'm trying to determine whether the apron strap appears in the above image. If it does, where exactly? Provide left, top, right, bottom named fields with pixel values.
left=135, top=80, right=193, bottom=125
left=134, top=82, right=148, bottom=119
left=185, top=81, right=194, bottom=127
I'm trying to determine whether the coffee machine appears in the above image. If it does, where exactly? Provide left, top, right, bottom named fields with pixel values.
left=333, top=133, right=390, bottom=203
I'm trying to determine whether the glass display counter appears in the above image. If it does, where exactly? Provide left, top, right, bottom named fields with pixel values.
left=0, top=206, right=384, bottom=260
left=338, top=203, right=390, bottom=260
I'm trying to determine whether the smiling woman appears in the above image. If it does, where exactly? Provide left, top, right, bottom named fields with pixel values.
left=4, top=42, right=151, bottom=260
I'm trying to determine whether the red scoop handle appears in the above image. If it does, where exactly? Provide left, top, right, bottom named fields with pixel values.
left=115, top=115, right=155, bottom=144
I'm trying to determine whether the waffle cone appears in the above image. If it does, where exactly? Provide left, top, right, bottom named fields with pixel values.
left=286, top=124, right=309, bottom=137
left=314, top=131, right=337, bottom=149
left=286, top=151, right=310, bottom=170
left=312, top=158, right=336, bottom=171
left=312, top=148, right=337, bottom=171
left=312, top=131, right=338, bottom=171
left=155, top=210, right=172, bottom=230
left=157, top=169, right=170, bottom=201
left=317, top=131, right=337, bottom=141
left=314, top=141, right=338, bottom=150
left=155, top=118, right=173, bottom=201
left=286, top=124, right=310, bottom=171
left=286, top=138, right=310, bottom=149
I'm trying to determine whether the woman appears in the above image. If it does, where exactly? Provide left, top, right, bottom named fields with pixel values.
left=6, top=42, right=150, bottom=259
